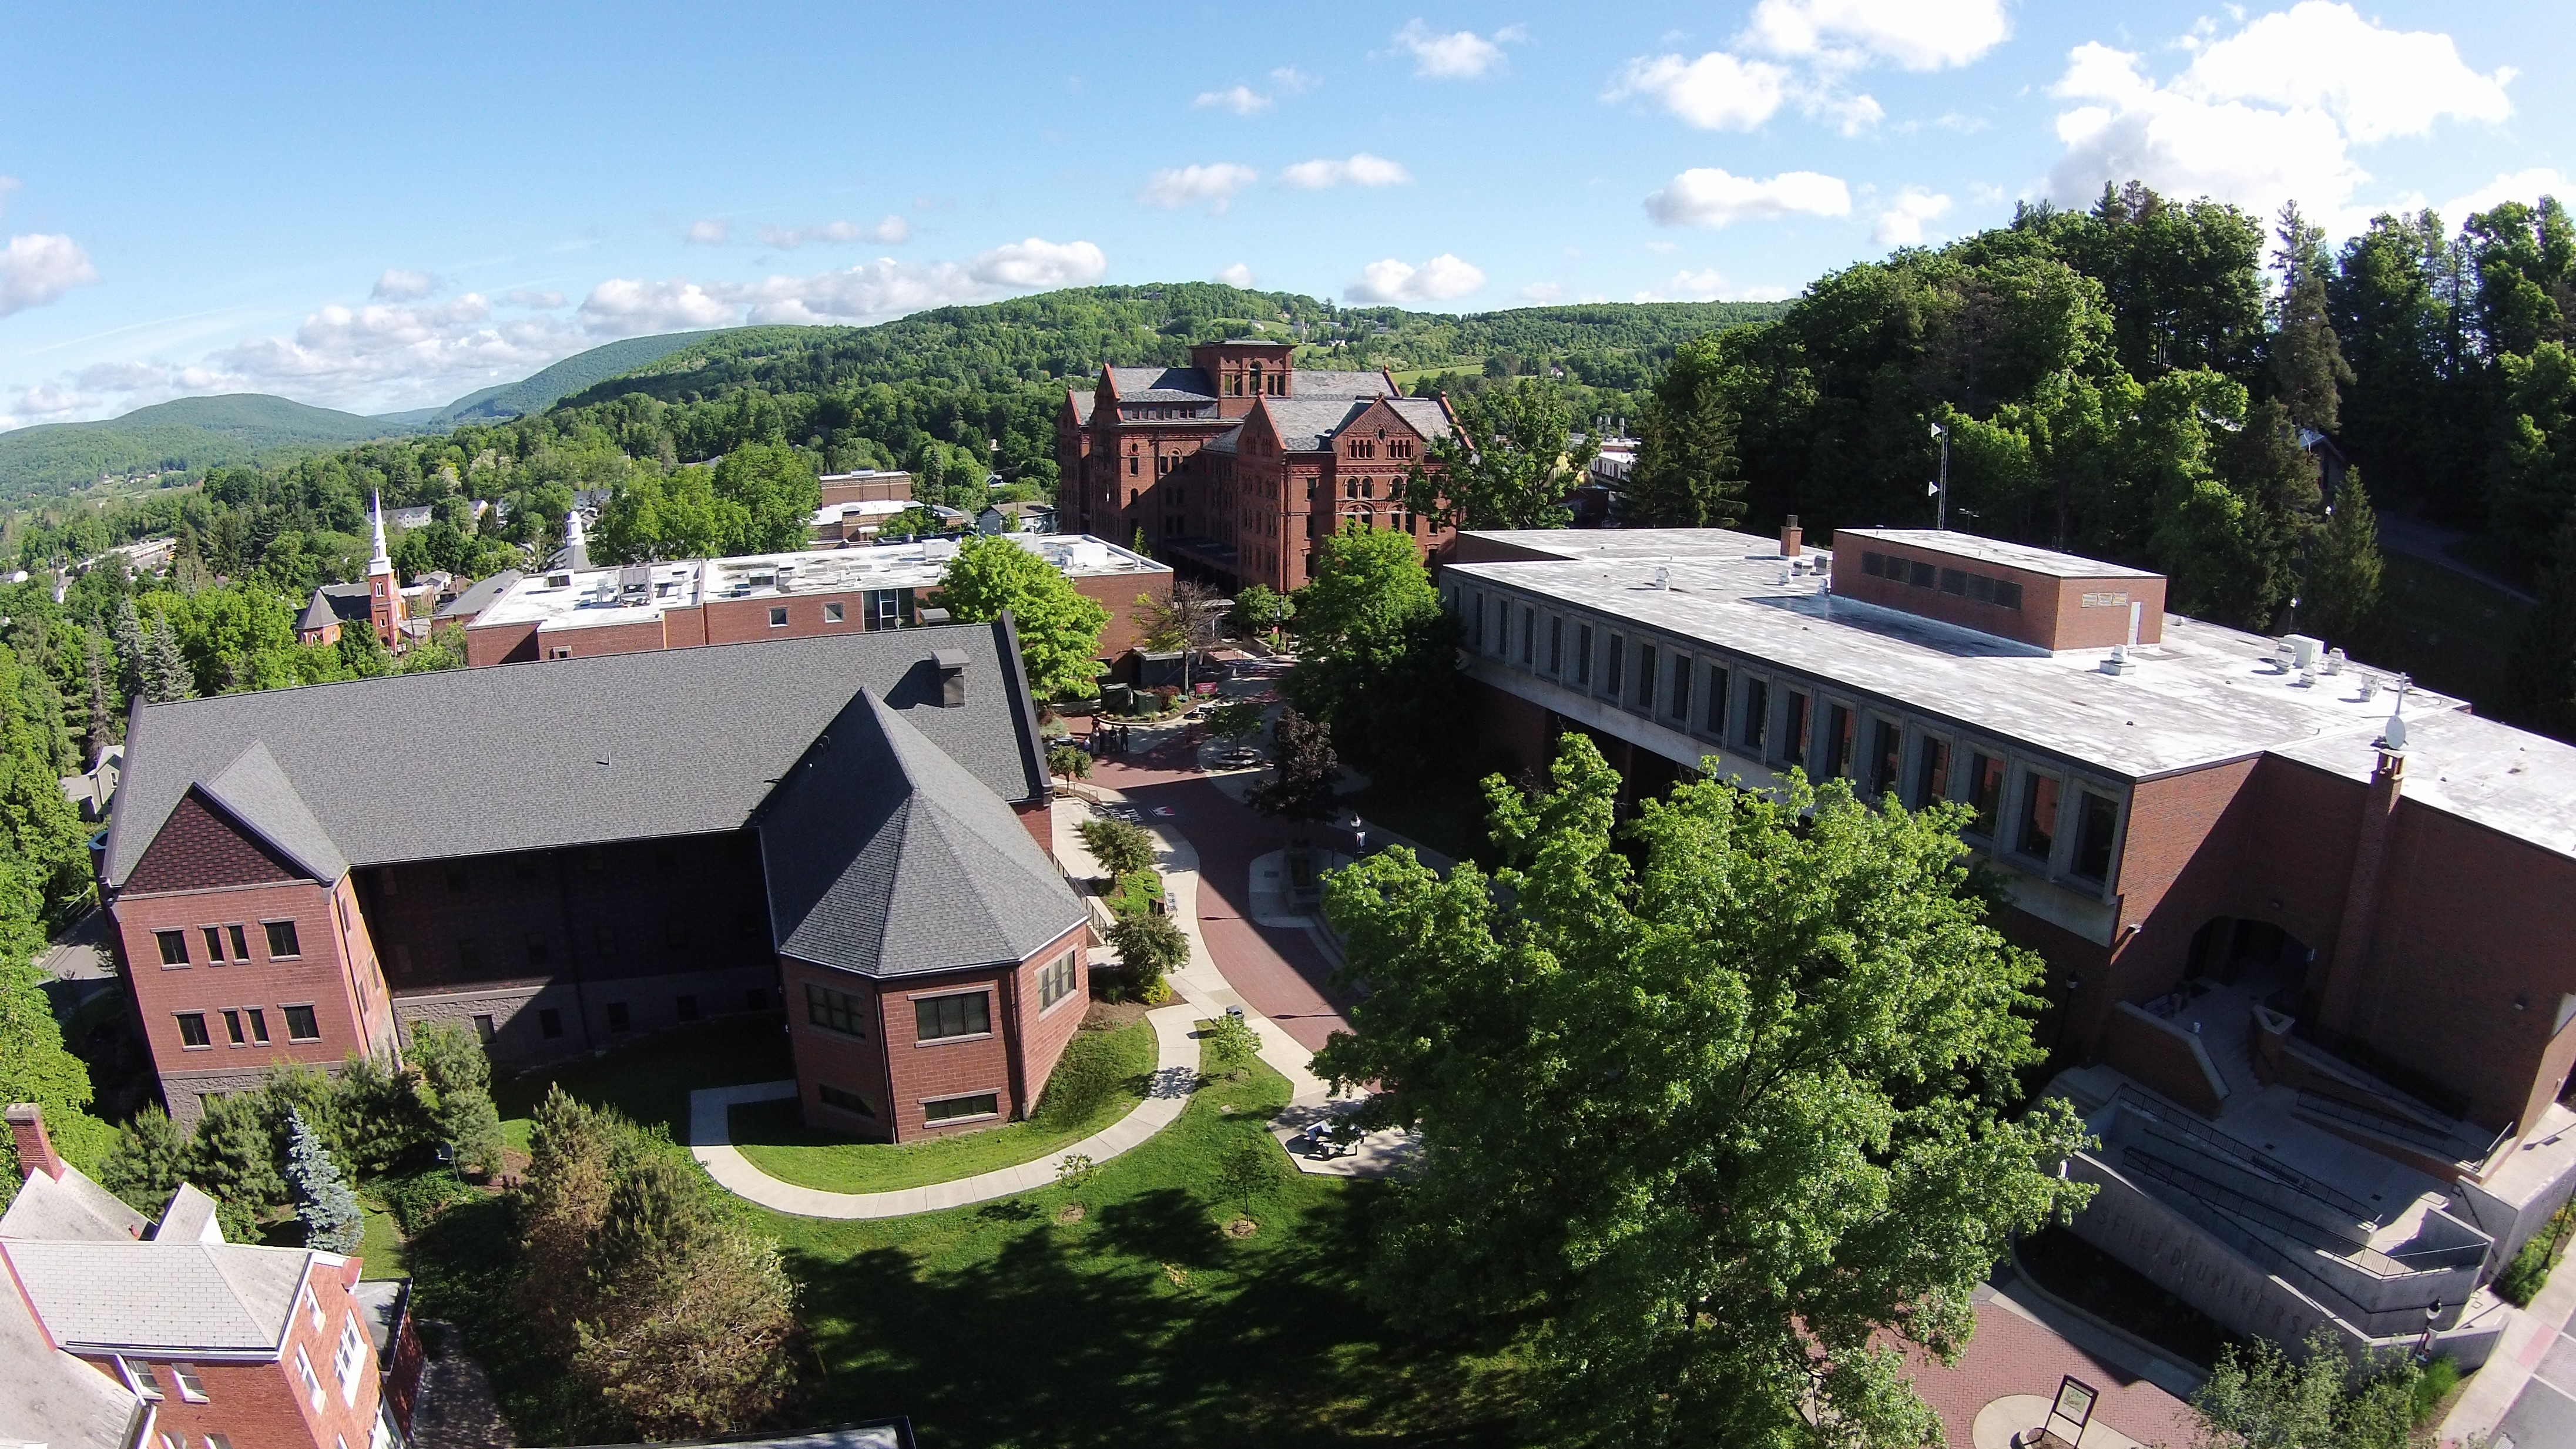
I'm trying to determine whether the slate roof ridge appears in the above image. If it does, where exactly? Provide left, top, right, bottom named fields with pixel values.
left=0, top=1160, right=146, bottom=1243
left=197, top=740, right=348, bottom=883
left=2, top=1239, right=311, bottom=1353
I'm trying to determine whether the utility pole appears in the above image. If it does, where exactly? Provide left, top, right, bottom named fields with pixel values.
left=1930, top=420, right=1950, bottom=531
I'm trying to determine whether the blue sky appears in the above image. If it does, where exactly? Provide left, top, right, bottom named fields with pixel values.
left=1, top=1, right=2567, bottom=427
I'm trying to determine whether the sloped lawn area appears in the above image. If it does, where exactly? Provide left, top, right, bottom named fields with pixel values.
left=730, top=1018, right=1158, bottom=1193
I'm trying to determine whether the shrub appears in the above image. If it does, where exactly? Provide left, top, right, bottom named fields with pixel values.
left=1078, top=817, right=1157, bottom=876
left=377, top=1168, right=482, bottom=1234
left=1048, top=742, right=1092, bottom=780
left=1108, top=913, right=1189, bottom=1002
left=2411, top=1354, right=2461, bottom=1424
left=286, top=1108, right=364, bottom=1254
left=1103, top=868, right=1163, bottom=921
left=1202, top=1014, right=1260, bottom=1072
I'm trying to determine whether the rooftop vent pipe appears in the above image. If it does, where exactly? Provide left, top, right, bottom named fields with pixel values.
left=933, top=648, right=970, bottom=707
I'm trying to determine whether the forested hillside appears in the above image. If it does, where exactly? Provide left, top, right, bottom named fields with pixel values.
left=424, top=330, right=713, bottom=425
left=0, top=394, right=421, bottom=499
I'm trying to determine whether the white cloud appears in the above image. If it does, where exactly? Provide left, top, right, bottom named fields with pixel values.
left=1270, top=66, right=1319, bottom=95
left=371, top=268, right=440, bottom=301
left=1519, top=281, right=1565, bottom=303
left=1634, top=269, right=1795, bottom=303
left=1195, top=84, right=1272, bottom=115
left=200, top=292, right=587, bottom=407
left=1871, top=186, right=1954, bottom=246
left=2048, top=41, right=2367, bottom=218
left=578, top=279, right=737, bottom=334
left=76, top=360, right=166, bottom=391
left=2440, top=168, right=2573, bottom=223
left=1215, top=263, right=1257, bottom=287
left=1348, top=253, right=1487, bottom=304
left=1278, top=153, right=1413, bottom=189
left=1393, top=20, right=1522, bottom=79
left=1136, top=162, right=1260, bottom=214
left=1745, top=0, right=2011, bottom=71
left=583, top=237, right=1109, bottom=332
left=502, top=288, right=567, bottom=308
left=2176, top=2, right=2511, bottom=145
left=1645, top=168, right=1851, bottom=228
left=968, top=237, right=1108, bottom=289
left=0, top=234, right=100, bottom=318
left=1608, top=52, right=1790, bottom=130
left=684, top=218, right=731, bottom=245
left=757, top=216, right=913, bottom=248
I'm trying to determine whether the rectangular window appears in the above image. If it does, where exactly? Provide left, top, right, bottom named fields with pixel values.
left=1821, top=703, right=1853, bottom=778
left=2018, top=772, right=2061, bottom=863
left=227, top=924, right=248, bottom=961
left=767, top=605, right=789, bottom=628
left=1939, top=568, right=1968, bottom=596
left=594, top=924, right=616, bottom=955
left=247, top=1008, right=269, bottom=1045
left=172, top=1363, right=207, bottom=1402
left=283, top=1005, right=321, bottom=1041
left=1861, top=550, right=1887, bottom=578
left=923, top=1092, right=1000, bottom=1123
left=538, top=1008, right=563, bottom=1039
left=1868, top=719, right=1901, bottom=799
left=124, top=1358, right=163, bottom=1400
left=334, top=1320, right=364, bottom=1400
left=1518, top=606, right=1534, bottom=665
left=457, top=939, right=481, bottom=974
left=1995, top=579, right=2024, bottom=611
left=1967, top=752, right=2005, bottom=836
left=1574, top=625, right=1593, bottom=685
left=1782, top=691, right=1809, bottom=766
left=525, top=933, right=549, bottom=967
left=664, top=918, right=690, bottom=948
left=1740, top=679, right=1768, bottom=753
left=472, top=1013, right=495, bottom=1044
left=203, top=926, right=226, bottom=962
left=297, top=1346, right=323, bottom=1410
left=824, top=601, right=846, bottom=623
left=915, top=991, right=992, bottom=1041
left=806, top=982, right=869, bottom=1038
left=177, top=1013, right=211, bottom=1049
left=1038, top=952, right=1080, bottom=1011
left=1606, top=635, right=1625, bottom=697
left=264, top=920, right=300, bottom=959
left=2072, top=791, right=2119, bottom=883
left=1704, top=666, right=1729, bottom=736
left=1547, top=615, right=1562, bottom=674
left=208, top=1436, right=233, bottom=1449
left=1634, top=643, right=1656, bottom=710
left=818, top=1082, right=877, bottom=1118
left=1969, top=574, right=1997, bottom=604
left=156, top=930, right=189, bottom=967
left=675, top=993, right=700, bottom=1022
left=1908, top=559, right=1936, bottom=588
left=606, top=1001, right=630, bottom=1033
left=1913, top=737, right=1949, bottom=809
left=1472, top=593, right=1485, bottom=651
left=1668, top=655, right=1691, bottom=720
left=223, top=1009, right=244, bottom=1046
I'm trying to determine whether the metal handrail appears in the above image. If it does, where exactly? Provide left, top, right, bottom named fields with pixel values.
left=2112, top=1086, right=2379, bottom=1223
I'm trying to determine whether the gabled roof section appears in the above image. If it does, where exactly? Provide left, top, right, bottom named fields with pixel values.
left=155, top=1184, right=223, bottom=1244
left=1104, top=366, right=1216, bottom=402
left=1290, top=368, right=1397, bottom=399
left=759, top=692, right=1082, bottom=979
left=103, top=623, right=1048, bottom=887
left=0, top=1280, right=140, bottom=1449
left=197, top=741, right=348, bottom=883
left=435, top=568, right=523, bottom=622
left=298, top=583, right=373, bottom=633
left=1066, top=389, right=1096, bottom=424
left=0, top=1162, right=145, bottom=1243
left=1, top=1240, right=315, bottom=1354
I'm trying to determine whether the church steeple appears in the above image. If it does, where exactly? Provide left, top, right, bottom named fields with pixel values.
left=368, top=492, right=393, bottom=576
left=563, top=505, right=591, bottom=572
left=365, top=492, right=401, bottom=650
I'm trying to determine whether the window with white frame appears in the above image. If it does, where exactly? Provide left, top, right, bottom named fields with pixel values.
left=297, top=1345, right=323, bottom=1410
left=171, top=1362, right=207, bottom=1402
left=335, top=1318, right=365, bottom=1403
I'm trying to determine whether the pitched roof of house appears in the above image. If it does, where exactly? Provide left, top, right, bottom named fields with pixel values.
left=435, top=568, right=523, bottom=621
left=1290, top=368, right=1397, bottom=398
left=1105, top=367, right=1216, bottom=402
left=0, top=1279, right=141, bottom=1449
left=196, top=740, right=350, bottom=881
left=1065, top=390, right=1096, bottom=424
left=0, top=1163, right=146, bottom=1243
left=298, top=582, right=374, bottom=633
left=759, top=691, right=1082, bottom=978
left=1, top=1239, right=318, bottom=1354
left=1257, top=395, right=1452, bottom=452
left=104, top=623, right=1047, bottom=887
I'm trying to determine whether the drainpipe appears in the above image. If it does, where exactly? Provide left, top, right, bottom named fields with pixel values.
left=2317, top=745, right=2406, bottom=1044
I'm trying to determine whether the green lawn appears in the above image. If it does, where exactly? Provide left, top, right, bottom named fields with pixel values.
left=730, top=1019, right=1159, bottom=1195
left=2372, top=552, right=2534, bottom=714
left=1103, top=868, right=1165, bottom=921
left=409, top=1027, right=1523, bottom=1449
left=356, top=1203, right=407, bottom=1279
left=492, top=1011, right=793, bottom=1142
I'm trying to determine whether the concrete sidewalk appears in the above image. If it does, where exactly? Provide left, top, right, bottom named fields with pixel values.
left=687, top=1004, right=1202, bottom=1220
left=2443, top=1252, right=2576, bottom=1445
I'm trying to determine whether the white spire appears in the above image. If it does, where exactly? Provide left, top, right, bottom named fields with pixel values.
left=368, top=491, right=392, bottom=575
left=564, top=506, right=591, bottom=571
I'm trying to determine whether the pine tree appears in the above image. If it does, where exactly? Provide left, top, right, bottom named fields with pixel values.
left=2302, top=471, right=2386, bottom=652
left=143, top=618, right=195, bottom=703
left=285, top=1108, right=363, bottom=1254
left=99, top=1107, right=190, bottom=1217
left=2510, top=515, right=2576, bottom=740
left=1625, top=334, right=1749, bottom=527
left=109, top=598, right=146, bottom=705
left=84, top=633, right=114, bottom=759
left=2270, top=202, right=2354, bottom=434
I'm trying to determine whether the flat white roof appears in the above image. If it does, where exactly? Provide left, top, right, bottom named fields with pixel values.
left=1450, top=527, right=2576, bottom=856
left=471, top=533, right=1166, bottom=635
left=1836, top=528, right=2164, bottom=580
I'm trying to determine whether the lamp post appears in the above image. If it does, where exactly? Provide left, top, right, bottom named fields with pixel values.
left=1930, top=420, right=1950, bottom=531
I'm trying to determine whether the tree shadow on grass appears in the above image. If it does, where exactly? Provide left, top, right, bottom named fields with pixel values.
left=1094, top=1186, right=1226, bottom=1272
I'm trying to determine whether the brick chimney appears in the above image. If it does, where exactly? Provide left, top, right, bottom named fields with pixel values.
left=1780, top=515, right=1803, bottom=558
left=6, top=1103, right=64, bottom=1182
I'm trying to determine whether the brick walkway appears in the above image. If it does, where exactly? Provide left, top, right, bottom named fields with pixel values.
left=1905, top=1289, right=2195, bottom=1449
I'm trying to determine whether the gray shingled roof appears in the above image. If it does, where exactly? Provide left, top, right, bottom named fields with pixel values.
left=2, top=1240, right=315, bottom=1353
left=1105, top=367, right=1215, bottom=402
left=105, top=623, right=1046, bottom=887
left=759, top=692, right=1082, bottom=978
left=1066, top=390, right=1096, bottom=424
left=436, top=568, right=524, bottom=622
left=199, top=741, right=349, bottom=882
left=298, top=583, right=373, bottom=634
left=1291, top=369, right=1396, bottom=398
left=0, top=1282, right=139, bottom=1449
left=0, top=1163, right=146, bottom=1243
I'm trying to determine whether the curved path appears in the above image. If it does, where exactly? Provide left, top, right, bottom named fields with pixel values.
left=689, top=1004, right=1201, bottom=1220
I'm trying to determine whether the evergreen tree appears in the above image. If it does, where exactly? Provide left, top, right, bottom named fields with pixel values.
left=0, top=643, right=99, bottom=925
left=109, top=598, right=146, bottom=705
left=82, top=632, right=115, bottom=761
left=1625, top=334, right=1749, bottom=527
left=2302, top=472, right=2387, bottom=651
left=0, top=952, right=116, bottom=1206
left=2510, top=516, right=2576, bottom=740
left=144, top=616, right=196, bottom=702
left=2269, top=202, right=2354, bottom=434
left=184, top=1091, right=284, bottom=1220
left=408, top=1021, right=506, bottom=1176
left=285, top=1107, right=364, bottom=1254
left=99, top=1107, right=190, bottom=1217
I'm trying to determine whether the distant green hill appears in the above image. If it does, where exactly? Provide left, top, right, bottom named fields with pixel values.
left=0, top=394, right=418, bottom=501
left=426, top=331, right=712, bottom=424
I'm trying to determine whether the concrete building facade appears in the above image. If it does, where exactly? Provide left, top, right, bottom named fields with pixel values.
left=99, top=624, right=1092, bottom=1142
left=1442, top=525, right=2576, bottom=1365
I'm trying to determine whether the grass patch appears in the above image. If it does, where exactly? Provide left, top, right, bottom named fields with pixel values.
left=759, top=1035, right=1524, bottom=1447
left=729, top=1020, right=1159, bottom=1195
left=1103, top=868, right=1165, bottom=922
left=356, top=1203, right=407, bottom=1279
left=2372, top=552, right=2533, bottom=715
left=493, top=1012, right=792, bottom=1142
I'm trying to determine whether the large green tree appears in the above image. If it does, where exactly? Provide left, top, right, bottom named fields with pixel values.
left=932, top=534, right=1111, bottom=698
left=1314, top=737, right=2092, bottom=1449
left=2302, top=471, right=2387, bottom=650
left=1281, top=523, right=1458, bottom=781
left=2268, top=203, right=2354, bottom=434
left=1405, top=378, right=1596, bottom=531
left=1624, top=334, right=1749, bottom=527
left=0, top=955, right=115, bottom=1206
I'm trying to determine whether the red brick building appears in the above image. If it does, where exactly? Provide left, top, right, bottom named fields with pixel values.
left=98, top=623, right=1091, bottom=1143
left=1054, top=338, right=1459, bottom=591
left=1443, top=525, right=2576, bottom=1364
left=459, top=535, right=1170, bottom=668
left=2, top=1106, right=419, bottom=1449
